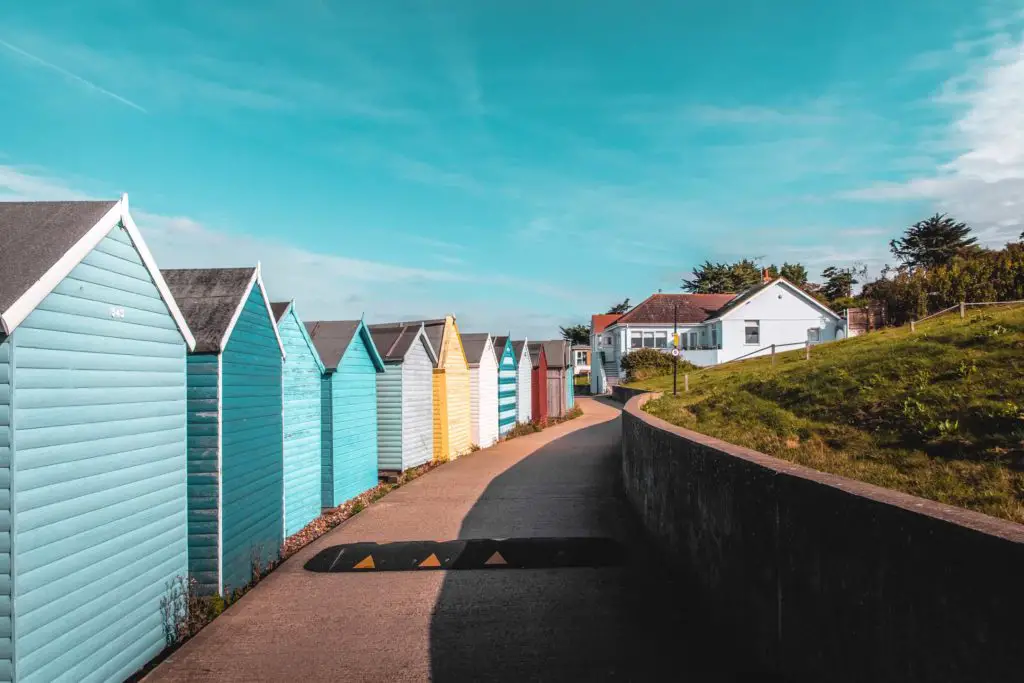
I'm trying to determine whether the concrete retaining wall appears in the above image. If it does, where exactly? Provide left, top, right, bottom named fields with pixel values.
left=610, top=385, right=646, bottom=403
left=622, top=393, right=1024, bottom=682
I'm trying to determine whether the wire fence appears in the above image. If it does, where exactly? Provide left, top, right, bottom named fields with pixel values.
left=909, top=299, right=1024, bottom=331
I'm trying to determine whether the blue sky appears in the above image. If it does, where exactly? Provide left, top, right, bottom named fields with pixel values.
left=3, top=1, right=1024, bottom=339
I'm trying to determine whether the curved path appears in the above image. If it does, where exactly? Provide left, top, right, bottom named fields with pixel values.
left=145, top=397, right=728, bottom=682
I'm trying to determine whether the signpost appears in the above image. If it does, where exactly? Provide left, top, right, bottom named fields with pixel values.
left=673, top=303, right=679, bottom=396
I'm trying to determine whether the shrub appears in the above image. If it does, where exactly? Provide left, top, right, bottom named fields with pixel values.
left=620, top=348, right=698, bottom=382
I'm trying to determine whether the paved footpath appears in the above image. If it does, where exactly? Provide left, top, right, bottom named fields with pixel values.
left=146, top=398, right=731, bottom=682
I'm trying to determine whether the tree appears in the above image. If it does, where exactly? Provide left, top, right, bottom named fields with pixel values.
left=821, top=263, right=868, bottom=302
left=559, top=324, right=589, bottom=346
left=779, top=262, right=808, bottom=286
left=890, top=213, right=978, bottom=270
left=682, top=258, right=763, bottom=293
left=607, top=298, right=631, bottom=314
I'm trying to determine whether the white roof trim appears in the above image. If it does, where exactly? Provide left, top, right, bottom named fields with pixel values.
left=1, top=195, right=198, bottom=351
left=217, top=264, right=287, bottom=358
left=712, top=278, right=841, bottom=322
left=121, top=197, right=197, bottom=351
left=416, top=322, right=440, bottom=366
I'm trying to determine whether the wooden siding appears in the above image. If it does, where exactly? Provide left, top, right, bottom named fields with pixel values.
left=185, top=353, right=219, bottom=595
left=319, top=375, right=333, bottom=502
left=278, top=308, right=322, bottom=537
left=497, top=341, right=517, bottom=435
left=432, top=371, right=449, bottom=461
left=221, top=286, right=283, bottom=594
left=547, top=369, right=566, bottom=419
left=440, top=322, right=471, bottom=459
left=566, top=366, right=575, bottom=411
left=375, top=363, right=403, bottom=472
left=11, top=226, right=188, bottom=683
left=323, top=330, right=378, bottom=507
left=0, top=335, right=10, bottom=683
left=531, top=352, right=548, bottom=422
left=516, top=346, right=531, bottom=423
left=469, top=340, right=498, bottom=448
left=400, top=335, right=434, bottom=469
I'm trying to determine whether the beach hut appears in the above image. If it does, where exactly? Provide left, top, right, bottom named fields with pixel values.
left=512, top=339, right=532, bottom=423
left=462, top=333, right=499, bottom=448
left=528, top=342, right=549, bottom=423
left=492, top=336, right=518, bottom=435
left=543, top=340, right=570, bottom=418
left=386, top=316, right=471, bottom=461
left=271, top=301, right=325, bottom=537
left=305, top=320, right=385, bottom=508
left=163, top=265, right=285, bottom=597
left=0, top=196, right=195, bottom=682
left=367, top=322, right=437, bottom=473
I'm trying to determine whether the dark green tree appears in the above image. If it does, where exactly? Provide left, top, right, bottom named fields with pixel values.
left=682, top=258, right=763, bottom=293
left=821, top=263, right=868, bottom=302
left=559, top=324, right=589, bottom=346
left=607, top=298, right=631, bottom=314
left=779, top=262, right=809, bottom=286
left=890, top=214, right=978, bottom=270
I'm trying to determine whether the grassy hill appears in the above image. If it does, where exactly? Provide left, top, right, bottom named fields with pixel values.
left=629, top=306, right=1024, bottom=523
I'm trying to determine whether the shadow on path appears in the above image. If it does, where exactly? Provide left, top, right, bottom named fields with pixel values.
left=427, top=412, right=740, bottom=682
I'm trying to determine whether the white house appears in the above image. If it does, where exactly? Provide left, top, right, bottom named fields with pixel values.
left=591, top=277, right=844, bottom=392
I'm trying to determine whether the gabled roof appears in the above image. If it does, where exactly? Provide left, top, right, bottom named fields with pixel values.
left=368, top=322, right=438, bottom=365
left=527, top=341, right=547, bottom=369
left=270, top=301, right=291, bottom=323
left=163, top=265, right=285, bottom=356
left=0, top=195, right=195, bottom=349
left=306, top=319, right=385, bottom=372
left=591, top=314, right=620, bottom=335
left=492, top=335, right=510, bottom=354
left=272, top=300, right=325, bottom=374
left=461, top=333, right=495, bottom=366
left=710, top=277, right=841, bottom=321
left=613, top=293, right=737, bottom=325
left=542, top=340, right=569, bottom=369
left=378, top=315, right=467, bottom=369
left=512, top=339, right=529, bottom=363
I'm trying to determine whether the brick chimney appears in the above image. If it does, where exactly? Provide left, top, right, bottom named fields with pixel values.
left=761, top=267, right=772, bottom=284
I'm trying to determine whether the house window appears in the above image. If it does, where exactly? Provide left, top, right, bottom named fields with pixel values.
left=807, top=328, right=821, bottom=343
left=630, top=331, right=643, bottom=349
left=575, top=350, right=588, bottom=365
left=654, top=331, right=668, bottom=348
left=643, top=331, right=656, bottom=348
left=711, top=327, right=718, bottom=348
left=688, top=332, right=697, bottom=348
left=745, top=320, right=760, bottom=345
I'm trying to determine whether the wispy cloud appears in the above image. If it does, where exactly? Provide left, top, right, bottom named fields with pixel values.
left=841, top=31, right=1024, bottom=248
left=685, top=103, right=839, bottom=127
left=0, top=37, right=147, bottom=113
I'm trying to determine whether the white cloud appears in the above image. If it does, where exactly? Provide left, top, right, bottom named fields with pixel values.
left=843, top=33, right=1024, bottom=247
left=0, top=165, right=573, bottom=340
left=0, top=37, right=147, bottom=113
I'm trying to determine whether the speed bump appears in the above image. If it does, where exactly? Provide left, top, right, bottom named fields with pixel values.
left=304, top=537, right=623, bottom=573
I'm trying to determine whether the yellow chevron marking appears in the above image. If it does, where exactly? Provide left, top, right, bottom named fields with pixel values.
left=353, top=555, right=375, bottom=570
left=419, top=553, right=442, bottom=568
left=485, top=551, right=507, bottom=566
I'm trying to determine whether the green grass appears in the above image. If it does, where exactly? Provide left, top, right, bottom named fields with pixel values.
left=629, top=307, right=1024, bottom=523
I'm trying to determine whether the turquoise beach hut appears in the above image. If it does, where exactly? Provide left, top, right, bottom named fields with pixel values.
left=0, top=196, right=195, bottom=682
left=272, top=301, right=325, bottom=537
left=163, top=265, right=285, bottom=597
left=305, top=320, right=385, bottom=508
left=493, top=335, right=518, bottom=436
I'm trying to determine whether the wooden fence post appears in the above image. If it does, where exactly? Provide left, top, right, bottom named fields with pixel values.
left=771, top=344, right=776, bottom=366
left=684, top=374, right=689, bottom=392
left=959, top=301, right=966, bottom=319
left=805, top=341, right=810, bottom=360
left=910, top=320, right=916, bottom=333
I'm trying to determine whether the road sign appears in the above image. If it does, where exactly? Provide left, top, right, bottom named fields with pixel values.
left=671, top=348, right=680, bottom=357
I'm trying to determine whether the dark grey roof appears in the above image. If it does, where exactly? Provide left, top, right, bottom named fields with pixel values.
left=460, top=333, right=493, bottom=366
left=512, top=340, right=528, bottom=361
left=270, top=301, right=291, bottom=323
left=377, top=318, right=446, bottom=359
left=0, top=200, right=118, bottom=317
left=306, top=320, right=360, bottom=370
left=368, top=322, right=435, bottom=363
left=542, top=340, right=568, bottom=369
left=162, top=267, right=256, bottom=353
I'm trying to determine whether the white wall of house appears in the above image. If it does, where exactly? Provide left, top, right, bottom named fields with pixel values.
left=717, top=282, right=840, bottom=363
